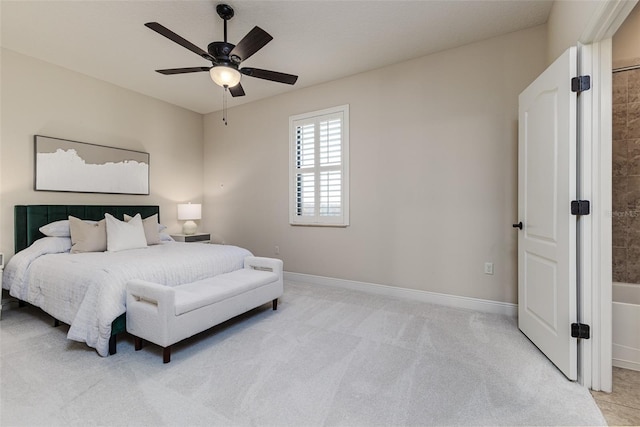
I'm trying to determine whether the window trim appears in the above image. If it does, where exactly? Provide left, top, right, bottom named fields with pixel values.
left=289, top=104, right=349, bottom=227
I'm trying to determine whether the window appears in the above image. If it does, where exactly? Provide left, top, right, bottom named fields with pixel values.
left=289, top=105, right=349, bottom=226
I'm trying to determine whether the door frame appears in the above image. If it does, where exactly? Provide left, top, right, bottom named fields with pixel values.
left=576, top=0, right=637, bottom=392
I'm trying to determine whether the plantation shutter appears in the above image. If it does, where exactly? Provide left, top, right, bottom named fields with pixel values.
left=290, top=105, right=349, bottom=226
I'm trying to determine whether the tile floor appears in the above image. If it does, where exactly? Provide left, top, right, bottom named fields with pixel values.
left=591, top=367, right=640, bottom=426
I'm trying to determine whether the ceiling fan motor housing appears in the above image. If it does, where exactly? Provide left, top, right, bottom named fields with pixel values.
left=208, top=41, right=240, bottom=66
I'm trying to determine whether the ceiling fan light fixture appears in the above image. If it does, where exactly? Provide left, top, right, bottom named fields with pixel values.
left=210, top=65, right=241, bottom=88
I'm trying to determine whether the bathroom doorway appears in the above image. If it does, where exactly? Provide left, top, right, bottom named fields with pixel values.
left=611, top=0, right=640, bottom=373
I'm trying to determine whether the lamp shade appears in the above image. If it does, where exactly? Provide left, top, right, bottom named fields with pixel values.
left=177, top=203, right=201, bottom=221
left=210, top=66, right=242, bottom=87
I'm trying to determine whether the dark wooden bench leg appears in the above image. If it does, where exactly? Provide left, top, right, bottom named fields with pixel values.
left=53, top=319, right=60, bottom=327
left=134, top=337, right=143, bottom=351
left=163, top=346, right=171, bottom=364
left=109, top=335, right=117, bottom=355
left=272, top=298, right=278, bottom=310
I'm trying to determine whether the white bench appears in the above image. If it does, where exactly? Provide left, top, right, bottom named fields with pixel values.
left=126, top=256, right=283, bottom=363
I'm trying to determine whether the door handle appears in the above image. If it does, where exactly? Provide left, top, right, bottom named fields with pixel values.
left=512, top=222, right=523, bottom=230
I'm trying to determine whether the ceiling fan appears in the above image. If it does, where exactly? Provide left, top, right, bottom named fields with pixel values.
left=145, top=3, right=298, bottom=97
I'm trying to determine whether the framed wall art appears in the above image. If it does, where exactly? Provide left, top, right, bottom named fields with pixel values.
left=34, top=135, right=150, bottom=195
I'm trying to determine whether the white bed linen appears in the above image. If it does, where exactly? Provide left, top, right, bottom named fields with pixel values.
left=3, top=238, right=252, bottom=356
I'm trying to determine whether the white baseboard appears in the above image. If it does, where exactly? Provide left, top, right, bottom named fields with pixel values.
left=284, top=271, right=518, bottom=317
left=612, top=343, right=640, bottom=372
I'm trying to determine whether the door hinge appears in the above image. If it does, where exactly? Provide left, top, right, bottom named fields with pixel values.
left=571, top=200, right=590, bottom=215
left=571, top=323, right=590, bottom=339
left=571, top=75, right=591, bottom=93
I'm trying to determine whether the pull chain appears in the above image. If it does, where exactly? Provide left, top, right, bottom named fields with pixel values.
left=222, top=86, right=228, bottom=126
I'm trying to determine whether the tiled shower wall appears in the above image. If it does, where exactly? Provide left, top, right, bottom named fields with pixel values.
left=612, top=67, right=640, bottom=284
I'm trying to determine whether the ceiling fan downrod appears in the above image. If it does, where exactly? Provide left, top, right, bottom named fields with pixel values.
left=216, top=4, right=234, bottom=43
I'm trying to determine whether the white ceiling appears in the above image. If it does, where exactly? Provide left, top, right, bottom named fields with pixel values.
left=1, top=0, right=553, bottom=114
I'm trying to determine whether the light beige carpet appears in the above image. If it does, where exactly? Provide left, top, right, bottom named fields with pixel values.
left=0, top=281, right=606, bottom=426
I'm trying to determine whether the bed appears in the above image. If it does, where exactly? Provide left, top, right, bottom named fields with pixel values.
left=3, top=205, right=252, bottom=356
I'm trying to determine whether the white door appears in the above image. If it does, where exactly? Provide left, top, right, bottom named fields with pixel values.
left=517, top=47, right=578, bottom=380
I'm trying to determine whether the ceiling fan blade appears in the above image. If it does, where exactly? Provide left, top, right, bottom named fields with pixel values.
left=230, top=26, right=273, bottom=62
left=240, top=67, right=298, bottom=85
left=229, top=83, right=246, bottom=97
left=156, top=67, right=211, bottom=75
left=145, top=22, right=214, bottom=61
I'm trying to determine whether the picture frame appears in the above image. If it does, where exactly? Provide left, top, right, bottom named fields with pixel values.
left=34, top=135, right=150, bottom=195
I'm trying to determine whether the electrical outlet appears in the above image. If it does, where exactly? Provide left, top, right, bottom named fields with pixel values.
left=275, top=246, right=280, bottom=255
left=484, top=262, right=494, bottom=275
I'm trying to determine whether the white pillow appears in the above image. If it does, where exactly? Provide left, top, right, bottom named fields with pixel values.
left=39, top=220, right=71, bottom=237
left=105, top=213, right=148, bottom=252
left=124, top=213, right=161, bottom=245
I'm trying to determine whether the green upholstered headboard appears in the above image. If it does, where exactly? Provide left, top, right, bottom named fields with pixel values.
left=14, top=205, right=160, bottom=253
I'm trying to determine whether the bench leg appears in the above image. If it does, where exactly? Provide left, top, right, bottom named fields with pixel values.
left=272, top=299, right=278, bottom=310
left=54, top=319, right=60, bottom=327
left=134, top=337, right=143, bottom=351
left=163, top=346, right=171, bottom=364
left=109, top=335, right=117, bottom=355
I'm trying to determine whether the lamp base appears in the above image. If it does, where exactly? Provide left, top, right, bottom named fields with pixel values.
left=182, top=220, right=197, bottom=235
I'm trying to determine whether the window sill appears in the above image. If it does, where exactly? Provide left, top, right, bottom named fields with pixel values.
left=289, top=223, right=349, bottom=228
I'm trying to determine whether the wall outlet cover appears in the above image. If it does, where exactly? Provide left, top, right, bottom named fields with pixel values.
left=484, top=262, right=494, bottom=275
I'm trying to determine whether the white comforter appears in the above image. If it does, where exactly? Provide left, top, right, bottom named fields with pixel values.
left=3, top=237, right=252, bottom=356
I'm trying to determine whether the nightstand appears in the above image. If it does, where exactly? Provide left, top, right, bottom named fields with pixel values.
left=170, top=233, right=211, bottom=243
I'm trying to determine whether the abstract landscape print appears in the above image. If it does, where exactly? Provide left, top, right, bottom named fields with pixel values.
left=34, top=135, right=149, bottom=195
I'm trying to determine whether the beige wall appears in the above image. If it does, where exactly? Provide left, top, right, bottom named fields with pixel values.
left=546, top=0, right=604, bottom=64
left=203, top=25, right=547, bottom=304
left=613, top=1, right=640, bottom=67
left=0, top=48, right=204, bottom=258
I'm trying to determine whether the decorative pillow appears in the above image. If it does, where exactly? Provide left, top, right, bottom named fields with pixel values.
left=159, top=232, right=174, bottom=242
left=105, top=213, right=148, bottom=252
left=124, top=213, right=161, bottom=245
left=39, top=220, right=71, bottom=237
left=69, top=216, right=107, bottom=253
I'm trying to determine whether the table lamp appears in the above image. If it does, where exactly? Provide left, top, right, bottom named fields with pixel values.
left=177, top=203, right=201, bottom=235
